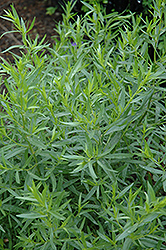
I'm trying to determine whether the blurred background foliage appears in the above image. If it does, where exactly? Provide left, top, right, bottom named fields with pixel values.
left=45, top=0, right=153, bottom=16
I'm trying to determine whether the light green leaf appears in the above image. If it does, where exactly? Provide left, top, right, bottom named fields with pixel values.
left=147, top=182, right=156, bottom=203
left=116, top=183, right=134, bottom=199
left=60, top=121, right=81, bottom=126
left=49, top=211, right=65, bottom=220
left=116, top=223, right=138, bottom=241
left=0, top=225, right=5, bottom=233
left=17, top=212, right=47, bottom=219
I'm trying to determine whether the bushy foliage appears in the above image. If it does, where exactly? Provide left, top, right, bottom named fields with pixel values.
left=0, top=0, right=166, bottom=249
left=46, top=0, right=153, bottom=15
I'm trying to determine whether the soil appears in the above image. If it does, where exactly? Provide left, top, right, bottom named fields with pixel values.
left=0, top=0, right=62, bottom=64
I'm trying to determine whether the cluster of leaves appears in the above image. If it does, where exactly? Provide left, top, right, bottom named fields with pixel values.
left=0, top=0, right=166, bottom=249
left=46, top=0, right=153, bottom=15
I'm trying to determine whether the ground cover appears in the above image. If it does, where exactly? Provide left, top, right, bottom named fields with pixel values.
left=0, top=0, right=166, bottom=249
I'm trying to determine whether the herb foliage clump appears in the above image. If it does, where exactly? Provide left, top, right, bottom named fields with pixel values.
left=0, top=1, right=166, bottom=249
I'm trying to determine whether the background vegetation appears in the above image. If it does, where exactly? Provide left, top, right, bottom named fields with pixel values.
left=45, top=0, right=153, bottom=15
left=0, top=0, right=166, bottom=249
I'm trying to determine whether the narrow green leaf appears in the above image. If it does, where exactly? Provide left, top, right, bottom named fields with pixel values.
left=116, top=183, right=134, bottom=199
left=3, top=147, right=26, bottom=160
left=17, top=212, right=47, bottom=219
left=60, top=121, right=80, bottom=126
left=116, top=223, right=138, bottom=241
left=147, top=182, right=156, bottom=203
left=0, top=225, right=5, bottom=233
left=139, top=165, right=163, bottom=174
left=49, top=211, right=65, bottom=220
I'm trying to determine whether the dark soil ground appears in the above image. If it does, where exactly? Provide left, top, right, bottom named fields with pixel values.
left=0, top=0, right=62, bottom=63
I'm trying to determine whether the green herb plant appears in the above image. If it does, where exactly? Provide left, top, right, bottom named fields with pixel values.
left=45, top=0, right=154, bottom=16
left=0, top=0, right=166, bottom=249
